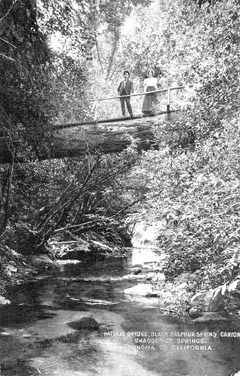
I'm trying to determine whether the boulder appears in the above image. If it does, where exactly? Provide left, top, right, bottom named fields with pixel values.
left=131, top=264, right=142, bottom=269
left=146, top=272, right=155, bottom=281
left=192, top=312, right=228, bottom=323
left=68, top=317, right=99, bottom=330
left=122, top=274, right=146, bottom=281
left=131, top=267, right=142, bottom=275
left=124, top=283, right=158, bottom=297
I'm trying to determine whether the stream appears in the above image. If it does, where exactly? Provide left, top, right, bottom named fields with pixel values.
left=0, top=247, right=240, bottom=376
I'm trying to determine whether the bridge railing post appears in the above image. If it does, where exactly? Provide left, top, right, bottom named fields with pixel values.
left=167, top=88, right=171, bottom=113
left=166, top=88, right=171, bottom=120
left=92, top=100, right=99, bottom=121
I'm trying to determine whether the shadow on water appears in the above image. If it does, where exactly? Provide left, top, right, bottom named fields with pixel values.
left=0, top=248, right=240, bottom=376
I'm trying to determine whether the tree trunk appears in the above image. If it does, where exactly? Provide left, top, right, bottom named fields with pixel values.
left=0, top=138, right=12, bottom=163
left=0, top=114, right=167, bottom=163
left=48, top=116, right=157, bottom=159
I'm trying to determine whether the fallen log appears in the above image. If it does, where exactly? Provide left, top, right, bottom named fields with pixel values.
left=48, top=115, right=159, bottom=159
left=0, top=112, right=176, bottom=163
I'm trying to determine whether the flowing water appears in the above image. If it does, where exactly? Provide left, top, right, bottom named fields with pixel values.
left=0, top=248, right=240, bottom=376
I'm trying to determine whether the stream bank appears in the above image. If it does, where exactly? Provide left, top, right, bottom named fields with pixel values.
left=0, top=221, right=131, bottom=304
left=1, top=221, right=240, bottom=321
left=1, top=246, right=240, bottom=376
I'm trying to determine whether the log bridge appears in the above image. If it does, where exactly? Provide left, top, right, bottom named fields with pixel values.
left=0, top=86, right=185, bottom=163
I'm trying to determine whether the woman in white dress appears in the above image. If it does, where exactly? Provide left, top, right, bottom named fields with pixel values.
left=142, top=70, right=158, bottom=115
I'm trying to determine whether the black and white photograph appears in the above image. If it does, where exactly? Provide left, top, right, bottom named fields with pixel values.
left=0, top=0, right=240, bottom=375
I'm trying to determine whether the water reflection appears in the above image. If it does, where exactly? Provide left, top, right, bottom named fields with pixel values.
left=0, top=249, right=240, bottom=376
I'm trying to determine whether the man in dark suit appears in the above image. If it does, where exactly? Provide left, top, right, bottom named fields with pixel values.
left=117, top=71, right=134, bottom=117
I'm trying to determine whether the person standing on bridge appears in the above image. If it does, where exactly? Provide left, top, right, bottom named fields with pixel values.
left=117, top=71, right=134, bottom=117
left=142, top=69, right=158, bottom=115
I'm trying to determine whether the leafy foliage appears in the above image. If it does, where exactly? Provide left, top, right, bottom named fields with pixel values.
left=128, top=113, right=240, bottom=298
left=0, top=0, right=53, bottom=157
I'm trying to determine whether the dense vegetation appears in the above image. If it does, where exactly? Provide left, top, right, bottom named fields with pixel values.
left=0, top=0, right=240, bottom=310
left=123, top=0, right=240, bottom=306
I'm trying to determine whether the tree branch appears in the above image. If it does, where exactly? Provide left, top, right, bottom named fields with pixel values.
left=37, top=156, right=100, bottom=236
left=96, top=39, right=104, bottom=73
left=0, top=0, right=18, bottom=23
left=0, top=37, right=16, bottom=48
left=0, top=149, right=15, bottom=237
left=105, top=29, right=120, bottom=81
left=0, top=52, right=15, bottom=62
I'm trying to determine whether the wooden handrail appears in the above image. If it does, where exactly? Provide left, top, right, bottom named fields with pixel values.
left=91, top=85, right=185, bottom=102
